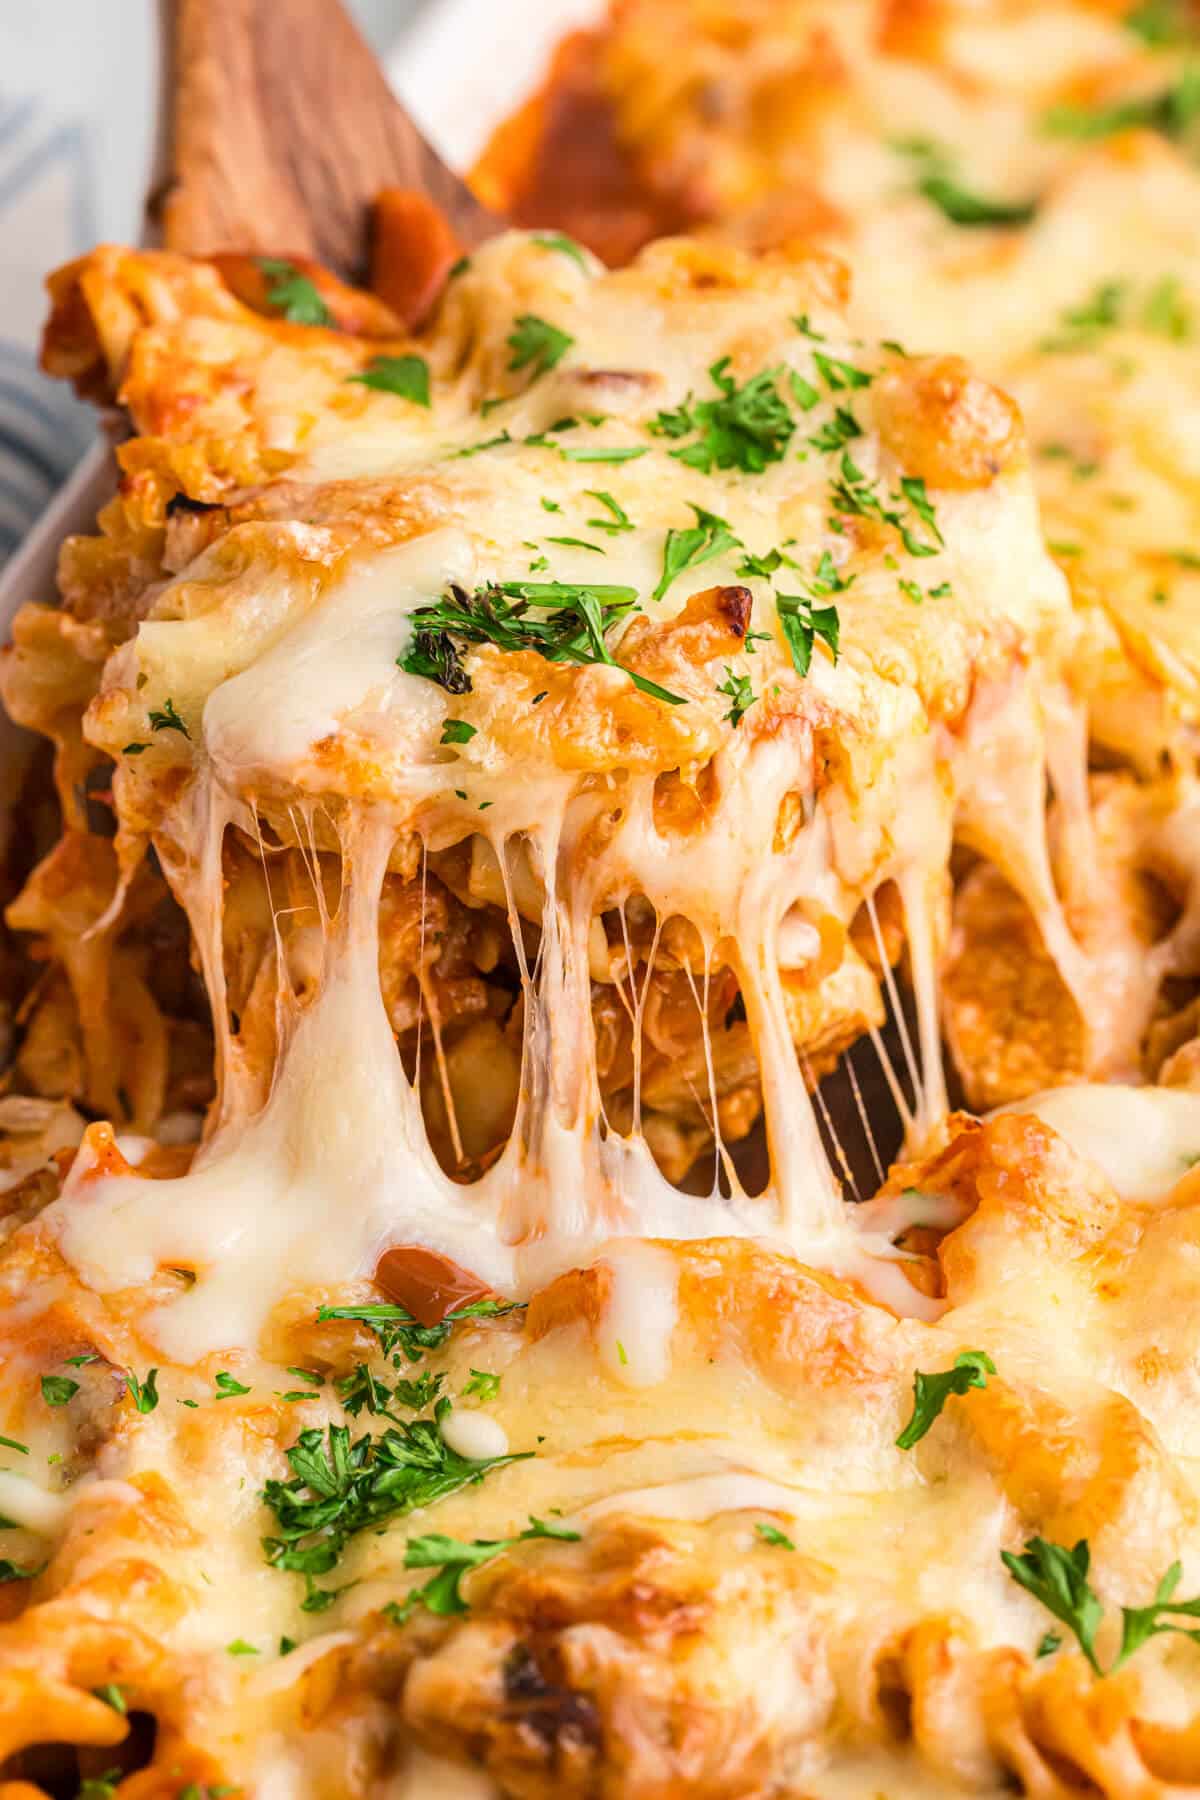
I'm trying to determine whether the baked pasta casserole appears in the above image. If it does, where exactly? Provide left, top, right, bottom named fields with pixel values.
left=0, top=4, right=1200, bottom=1794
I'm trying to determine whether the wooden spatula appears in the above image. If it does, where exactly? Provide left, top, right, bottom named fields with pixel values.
left=163, top=0, right=501, bottom=285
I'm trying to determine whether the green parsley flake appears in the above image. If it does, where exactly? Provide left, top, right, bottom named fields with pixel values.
left=716, top=666, right=757, bottom=728
left=125, top=1368, right=160, bottom=1414
left=386, top=1516, right=581, bottom=1625
left=653, top=505, right=741, bottom=602
left=755, top=1522, right=796, bottom=1550
left=462, top=1369, right=502, bottom=1402
left=261, top=1414, right=531, bottom=1608
left=149, top=698, right=189, bottom=738
left=348, top=354, right=431, bottom=407
left=532, top=232, right=589, bottom=270
left=398, top=580, right=685, bottom=706
left=812, top=350, right=873, bottom=391
left=545, top=535, right=605, bottom=554
left=584, top=490, right=634, bottom=533
left=507, top=314, right=575, bottom=380
left=773, top=550, right=849, bottom=677
left=40, top=1375, right=79, bottom=1407
left=895, top=1350, right=995, bottom=1449
left=893, top=139, right=1036, bottom=227
left=1125, top=0, right=1199, bottom=43
left=257, top=258, right=333, bottom=327
left=440, top=718, right=477, bottom=745
left=214, top=1372, right=251, bottom=1399
left=808, top=406, right=862, bottom=454
left=1042, top=65, right=1200, bottom=143
left=649, top=357, right=795, bottom=473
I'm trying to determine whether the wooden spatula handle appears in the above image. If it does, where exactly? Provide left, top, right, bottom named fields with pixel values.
left=164, top=0, right=498, bottom=280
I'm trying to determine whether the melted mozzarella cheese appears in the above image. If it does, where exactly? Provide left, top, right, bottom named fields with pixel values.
left=1001, top=1084, right=1200, bottom=1202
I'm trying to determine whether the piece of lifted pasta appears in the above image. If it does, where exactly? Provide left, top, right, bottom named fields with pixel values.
left=495, top=0, right=1200, bottom=1107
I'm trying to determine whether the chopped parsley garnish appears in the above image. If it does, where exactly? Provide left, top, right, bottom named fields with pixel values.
left=0, top=1557, right=43, bottom=1583
left=776, top=594, right=841, bottom=677
left=773, top=549, right=849, bottom=676
left=649, top=358, right=796, bottom=473
left=540, top=497, right=562, bottom=512
left=226, top=1638, right=259, bottom=1656
left=532, top=232, right=589, bottom=270
left=1036, top=1630, right=1062, bottom=1658
left=900, top=577, right=953, bottom=605
left=93, top=1684, right=126, bottom=1713
left=584, top=490, right=634, bottom=533
left=123, top=742, right=149, bottom=756
left=124, top=1368, right=160, bottom=1414
left=545, top=534, right=605, bottom=554
left=40, top=1375, right=79, bottom=1407
left=261, top=1417, right=529, bottom=1604
left=653, top=505, right=741, bottom=602
left=788, top=369, right=820, bottom=411
left=807, top=406, right=862, bottom=454
left=257, top=258, right=333, bottom=327
left=336, top=1362, right=406, bottom=1421
left=393, top=1370, right=446, bottom=1411
left=507, top=314, right=574, bottom=380
left=448, top=255, right=471, bottom=280
left=738, top=547, right=789, bottom=579
left=385, top=1516, right=580, bottom=1624
left=1143, top=273, right=1194, bottom=340
left=812, top=351, right=872, bottom=391
left=828, top=451, right=943, bottom=556
left=454, top=430, right=514, bottom=458
left=755, top=1522, right=796, bottom=1550
left=149, top=698, right=189, bottom=738
left=214, top=1372, right=251, bottom=1400
left=461, top=1369, right=501, bottom=1401
left=893, top=139, right=1036, bottom=227
left=918, top=171, right=1037, bottom=227
left=1042, top=65, right=1200, bottom=143
left=398, top=581, right=685, bottom=706
left=1001, top=1537, right=1200, bottom=1675
left=895, top=1350, right=995, bottom=1449
left=279, top=1635, right=297, bottom=1655
left=348, top=354, right=431, bottom=407
left=556, top=444, right=648, bottom=463
left=792, top=314, right=827, bottom=340
left=0, top=1436, right=28, bottom=1456
left=717, top=667, right=757, bottom=728
left=440, top=718, right=477, bottom=745
left=316, top=1297, right=520, bottom=1366
left=78, top=1772, right=122, bottom=1800
left=1125, top=0, right=1199, bottom=43
left=64, top=1353, right=100, bottom=1367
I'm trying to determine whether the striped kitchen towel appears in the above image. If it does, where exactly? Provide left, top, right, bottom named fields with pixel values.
left=0, top=89, right=97, bottom=564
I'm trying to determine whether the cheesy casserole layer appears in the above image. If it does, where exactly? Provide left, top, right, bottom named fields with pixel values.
left=0, top=92, right=1199, bottom=1797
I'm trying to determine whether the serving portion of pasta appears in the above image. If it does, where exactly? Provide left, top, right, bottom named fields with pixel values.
left=0, top=12, right=1199, bottom=1791
left=482, top=0, right=1200, bottom=1102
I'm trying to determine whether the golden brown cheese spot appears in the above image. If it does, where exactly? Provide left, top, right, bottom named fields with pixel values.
left=875, top=357, right=1022, bottom=493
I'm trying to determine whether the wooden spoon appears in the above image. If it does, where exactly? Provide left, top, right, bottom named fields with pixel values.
left=162, top=0, right=501, bottom=285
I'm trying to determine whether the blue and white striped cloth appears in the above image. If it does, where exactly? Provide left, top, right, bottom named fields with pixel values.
left=0, top=87, right=97, bottom=565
